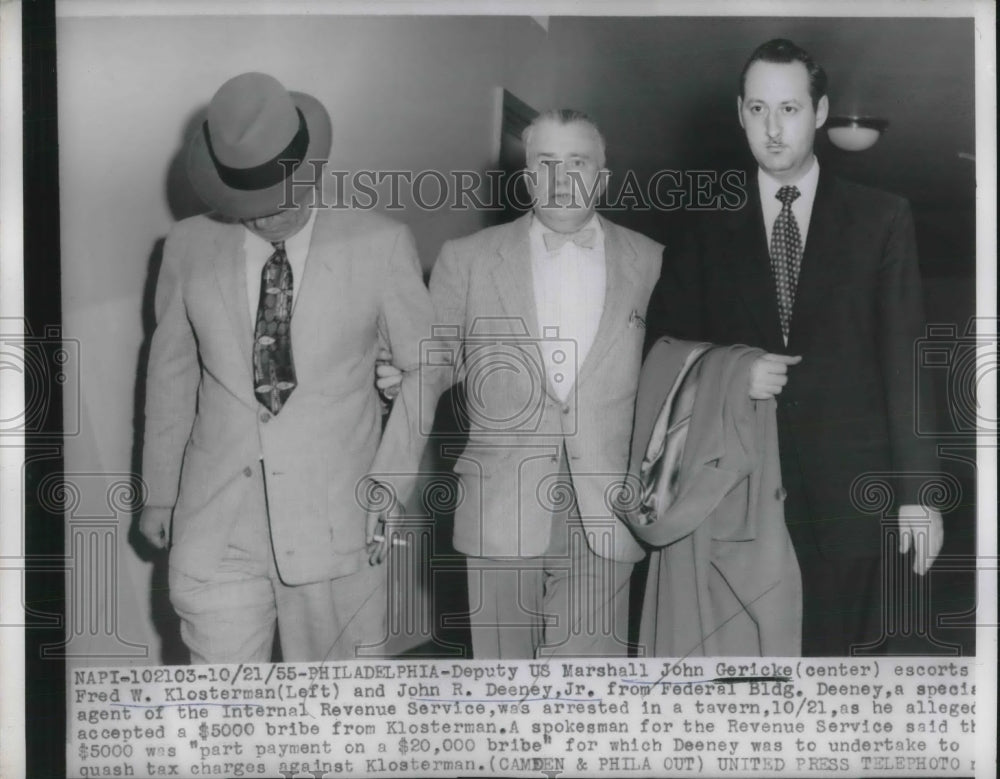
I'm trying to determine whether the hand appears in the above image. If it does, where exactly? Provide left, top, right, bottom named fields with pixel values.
left=364, top=481, right=401, bottom=566
left=749, top=353, right=802, bottom=400
left=375, top=348, right=403, bottom=402
left=139, top=506, right=171, bottom=550
left=898, top=504, right=944, bottom=576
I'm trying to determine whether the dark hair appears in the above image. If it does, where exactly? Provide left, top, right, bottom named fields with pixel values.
left=739, top=38, right=828, bottom=109
left=522, top=109, right=607, bottom=167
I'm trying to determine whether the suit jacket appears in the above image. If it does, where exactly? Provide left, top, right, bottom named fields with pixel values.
left=142, top=208, right=434, bottom=585
left=427, top=213, right=663, bottom=562
left=625, top=337, right=802, bottom=657
left=645, top=170, right=937, bottom=559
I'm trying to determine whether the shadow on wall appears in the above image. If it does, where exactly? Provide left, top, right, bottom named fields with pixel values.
left=166, top=108, right=212, bottom=222
left=127, top=108, right=215, bottom=664
left=128, top=234, right=188, bottom=665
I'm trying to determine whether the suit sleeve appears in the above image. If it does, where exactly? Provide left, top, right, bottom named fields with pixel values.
left=141, top=227, right=200, bottom=510
left=876, top=199, right=938, bottom=507
left=426, top=238, right=469, bottom=378
left=367, top=225, right=441, bottom=509
left=644, top=225, right=706, bottom=355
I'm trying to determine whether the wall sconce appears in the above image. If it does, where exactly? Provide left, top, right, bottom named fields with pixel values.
left=826, top=117, right=889, bottom=152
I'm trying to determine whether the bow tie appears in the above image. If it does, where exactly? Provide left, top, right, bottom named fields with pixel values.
left=542, top=227, right=597, bottom=252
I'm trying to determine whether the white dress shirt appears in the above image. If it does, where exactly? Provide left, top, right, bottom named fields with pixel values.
left=758, top=157, right=820, bottom=345
left=528, top=214, right=606, bottom=402
left=243, top=207, right=317, bottom=329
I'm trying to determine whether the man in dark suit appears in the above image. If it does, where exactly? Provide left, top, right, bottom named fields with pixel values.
left=645, top=39, right=943, bottom=656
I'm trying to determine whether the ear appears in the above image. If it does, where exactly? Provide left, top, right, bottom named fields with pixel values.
left=815, top=94, right=829, bottom=128
left=737, top=96, right=746, bottom=129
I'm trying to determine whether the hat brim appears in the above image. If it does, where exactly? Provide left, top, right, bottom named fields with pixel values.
left=186, top=91, right=332, bottom=220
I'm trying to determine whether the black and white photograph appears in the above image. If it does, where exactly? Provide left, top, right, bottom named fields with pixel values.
left=1, top=1, right=995, bottom=777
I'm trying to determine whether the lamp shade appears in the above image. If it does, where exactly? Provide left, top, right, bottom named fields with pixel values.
left=826, top=117, right=889, bottom=151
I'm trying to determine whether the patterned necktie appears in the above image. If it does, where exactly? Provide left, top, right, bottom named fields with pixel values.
left=770, top=185, right=802, bottom=341
left=543, top=227, right=597, bottom=252
left=252, top=241, right=297, bottom=414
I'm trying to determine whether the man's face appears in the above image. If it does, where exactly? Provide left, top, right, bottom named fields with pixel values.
left=738, top=60, right=828, bottom=184
left=525, top=119, right=608, bottom=233
left=241, top=186, right=315, bottom=243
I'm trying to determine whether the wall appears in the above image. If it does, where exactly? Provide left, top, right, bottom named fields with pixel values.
left=57, top=13, right=556, bottom=664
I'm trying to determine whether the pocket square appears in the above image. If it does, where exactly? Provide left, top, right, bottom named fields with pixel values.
left=629, top=310, right=646, bottom=329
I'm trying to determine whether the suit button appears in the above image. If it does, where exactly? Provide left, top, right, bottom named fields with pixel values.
left=260, top=411, right=271, bottom=423
left=775, top=486, right=787, bottom=500
left=243, top=466, right=253, bottom=478
left=550, top=456, right=559, bottom=463
left=562, top=405, right=571, bottom=415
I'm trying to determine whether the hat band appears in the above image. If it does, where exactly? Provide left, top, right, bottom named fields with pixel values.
left=203, top=108, right=311, bottom=191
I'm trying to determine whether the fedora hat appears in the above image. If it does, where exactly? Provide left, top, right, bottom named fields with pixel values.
left=187, top=72, right=332, bottom=219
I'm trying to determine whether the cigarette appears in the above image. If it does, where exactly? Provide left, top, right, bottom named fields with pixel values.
left=371, top=535, right=409, bottom=547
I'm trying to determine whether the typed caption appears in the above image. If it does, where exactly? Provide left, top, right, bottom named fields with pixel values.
left=69, top=657, right=978, bottom=777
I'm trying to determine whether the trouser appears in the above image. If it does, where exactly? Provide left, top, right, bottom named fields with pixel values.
left=797, top=554, right=883, bottom=657
left=465, top=488, right=633, bottom=660
left=169, top=500, right=386, bottom=664
left=781, top=455, right=884, bottom=656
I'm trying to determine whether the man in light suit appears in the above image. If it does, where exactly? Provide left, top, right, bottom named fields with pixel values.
left=645, top=39, right=943, bottom=655
left=139, top=73, right=433, bottom=663
left=425, top=110, right=662, bottom=658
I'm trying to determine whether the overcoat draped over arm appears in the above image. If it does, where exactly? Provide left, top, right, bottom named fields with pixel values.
left=622, top=337, right=802, bottom=657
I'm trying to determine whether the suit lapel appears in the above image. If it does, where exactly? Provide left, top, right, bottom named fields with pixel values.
left=288, top=209, right=331, bottom=349
left=489, top=214, right=643, bottom=399
left=489, top=213, right=541, bottom=341
left=212, top=223, right=255, bottom=376
left=576, top=216, right=643, bottom=387
left=729, top=185, right=785, bottom=352
left=788, top=172, right=847, bottom=353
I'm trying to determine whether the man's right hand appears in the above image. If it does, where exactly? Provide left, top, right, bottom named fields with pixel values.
left=749, top=353, right=802, bottom=400
left=375, top=348, right=403, bottom=402
left=139, top=506, right=171, bottom=550
left=365, top=487, right=401, bottom=567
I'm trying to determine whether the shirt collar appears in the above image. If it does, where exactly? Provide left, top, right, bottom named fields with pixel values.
left=757, top=155, right=820, bottom=206
left=287, top=207, right=318, bottom=257
left=529, top=212, right=603, bottom=243
left=243, top=206, right=318, bottom=256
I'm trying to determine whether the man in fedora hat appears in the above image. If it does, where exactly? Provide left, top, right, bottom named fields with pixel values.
left=138, top=72, right=433, bottom=663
